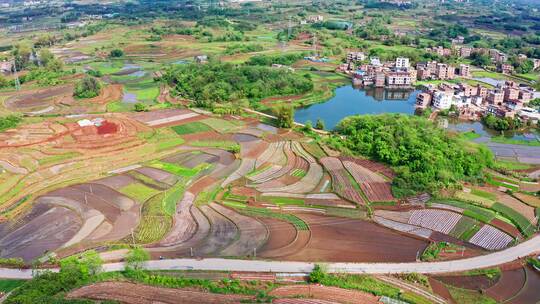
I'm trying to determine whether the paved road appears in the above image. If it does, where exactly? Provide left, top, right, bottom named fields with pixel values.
left=2, top=235, right=539, bottom=280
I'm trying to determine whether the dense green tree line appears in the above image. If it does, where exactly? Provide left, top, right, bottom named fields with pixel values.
left=163, top=62, right=313, bottom=108
left=331, top=114, right=493, bottom=197
left=482, top=114, right=523, bottom=131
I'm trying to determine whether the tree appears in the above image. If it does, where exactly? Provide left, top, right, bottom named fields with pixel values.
left=517, top=59, right=534, bottom=74
left=315, top=118, right=325, bottom=130
left=12, top=43, right=32, bottom=70
left=73, top=76, right=101, bottom=98
left=59, top=250, right=103, bottom=281
left=333, top=114, right=493, bottom=197
left=309, top=264, right=327, bottom=283
left=125, top=246, right=150, bottom=270
left=303, top=120, right=313, bottom=132
left=0, top=75, right=8, bottom=88
left=38, top=49, right=54, bottom=67
left=470, top=52, right=491, bottom=67
left=134, top=102, right=148, bottom=112
left=0, top=115, right=22, bottom=132
left=109, top=49, right=124, bottom=58
left=274, top=105, right=294, bottom=128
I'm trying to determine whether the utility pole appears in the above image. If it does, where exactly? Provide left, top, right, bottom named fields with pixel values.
left=287, top=16, right=292, bottom=42
left=312, top=35, right=318, bottom=57
left=12, top=58, right=20, bottom=91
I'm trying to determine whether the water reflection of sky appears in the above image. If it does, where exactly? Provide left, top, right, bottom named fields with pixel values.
left=294, top=85, right=418, bottom=130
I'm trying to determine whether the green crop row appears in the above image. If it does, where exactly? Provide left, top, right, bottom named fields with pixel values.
left=492, top=202, right=536, bottom=237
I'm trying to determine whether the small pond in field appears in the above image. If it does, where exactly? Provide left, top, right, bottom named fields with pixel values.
left=294, top=85, right=419, bottom=130
left=442, top=119, right=540, bottom=142
left=122, top=92, right=138, bottom=103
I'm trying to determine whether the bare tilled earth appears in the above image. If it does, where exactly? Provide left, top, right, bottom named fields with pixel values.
left=269, top=285, right=382, bottom=304
left=67, top=282, right=252, bottom=304
left=283, top=214, right=428, bottom=262
left=0, top=204, right=81, bottom=261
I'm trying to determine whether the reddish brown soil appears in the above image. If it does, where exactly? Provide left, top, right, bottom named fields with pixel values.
left=428, top=278, right=455, bottom=304
left=485, top=268, right=526, bottom=302
left=508, top=266, right=540, bottom=304
left=283, top=214, right=428, bottom=262
left=433, top=275, right=498, bottom=290
left=181, top=131, right=224, bottom=142
left=5, top=85, right=72, bottom=109
left=189, top=176, right=218, bottom=195
left=95, top=174, right=138, bottom=190
left=490, top=218, right=522, bottom=238
left=244, top=140, right=269, bottom=159
left=232, top=186, right=259, bottom=198
left=340, top=156, right=395, bottom=179
left=67, top=282, right=251, bottom=304
left=86, top=84, right=123, bottom=104
left=260, top=230, right=310, bottom=259
left=258, top=218, right=297, bottom=252
left=269, top=285, right=381, bottom=304
left=96, top=121, right=118, bottom=135
left=430, top=232, right=485, bottom=253
left=0, top=204, right=81, bottom=261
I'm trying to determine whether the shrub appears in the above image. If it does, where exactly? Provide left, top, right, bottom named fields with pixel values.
left=274, top=105, right=294, bottom=128
left=109, top=49, right=124, bottom=57
left=0, top=115, right=22, bottom=132
left=0, top=257, right=25, bottom=268
left=134, top=102, right=149, bottom=112
left=125, top=247, right=150, bottom=270
left=309, top=264, right=328, bottom=283
left=73, top=76, right=101, bottom=99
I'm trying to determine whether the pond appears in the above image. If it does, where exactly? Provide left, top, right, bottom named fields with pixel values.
left=122, top=92, right=138, bottom=104
left=293, top=84, right=538, bottom=142
left=442, top=119, right=540, bottom=141
left=294, top=85, right=419, bottom=130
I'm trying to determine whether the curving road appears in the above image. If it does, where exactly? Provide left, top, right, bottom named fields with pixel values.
left=2, top=235, right=539, bottom=280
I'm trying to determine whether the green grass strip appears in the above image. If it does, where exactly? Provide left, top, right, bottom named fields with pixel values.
left=492, top=202, right=536, bottom=237
left=170, top=122, right=211, bottom=135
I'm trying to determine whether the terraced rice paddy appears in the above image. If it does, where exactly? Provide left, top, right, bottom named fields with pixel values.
left=1, top=102, right=538, bottom=267
left=320, top=157, right=365, bottom=205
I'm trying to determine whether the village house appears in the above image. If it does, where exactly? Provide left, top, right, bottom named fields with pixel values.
left=416, top=92, right=432, bottom=108
left=307, top=15, right=324, bottom=23
left=435, top=63, right=455, bottom=80
left=395, top=57, right=410, bottom=69
left=487, top=90, right=504, bottom=105
left=497, top=63, right=514, bottom=75
left=347, top=52, right=366, bottom=63
left=426, top=46, right=452, bottom=57
left=490, top=49, right=508, bottom=63
left=386, top=71, right=412, bottom=87
left=534, top=59, right=540, bottom=71
left=451, top=36, right=465, bottom=45
left=0, top=61, right=12, bottom=74
left=433, top=91, right=454, bottom=109
left=459, top=47, right=472, bottom=58
left=457, top=64, right=471, bottom=77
